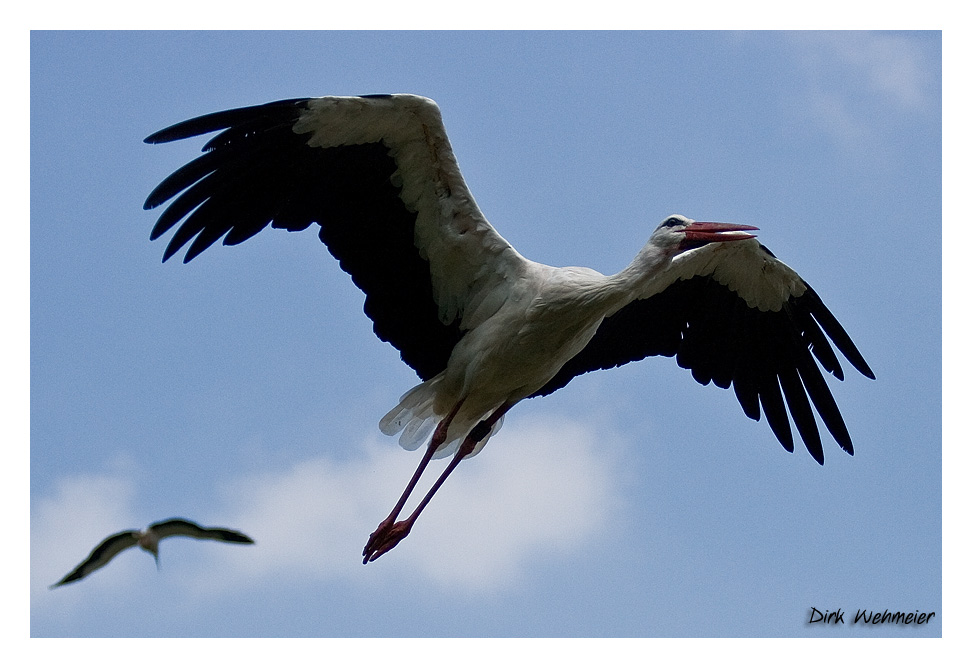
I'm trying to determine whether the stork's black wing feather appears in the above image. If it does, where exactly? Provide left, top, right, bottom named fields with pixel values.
left=50, top=530, right=140, bottom=587
left=150, top=518, right=254, bottom=544
left=144, top=99, right=462, bottom=380
left=533, top=275, right=874, bottom=464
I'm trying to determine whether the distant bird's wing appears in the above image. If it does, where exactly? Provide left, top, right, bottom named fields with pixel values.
left=50, top=530, right=140, bottom=587
left=534, top=239, right=874, bottom=464
left=144, top=94, right=531, bottom=380
left=150, top=518, right=255, bottom=544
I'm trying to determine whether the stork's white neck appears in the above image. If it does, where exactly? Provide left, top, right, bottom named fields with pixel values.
left=601, top=241, right=676, bottom=314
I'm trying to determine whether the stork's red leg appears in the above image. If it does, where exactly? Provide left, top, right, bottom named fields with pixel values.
left=362, top=403, right=511, bottom=563
left=362, top=400, right=464, bottom=562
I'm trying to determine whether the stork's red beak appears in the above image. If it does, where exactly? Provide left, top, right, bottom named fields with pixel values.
left=683, top=221, right=759, bottom=242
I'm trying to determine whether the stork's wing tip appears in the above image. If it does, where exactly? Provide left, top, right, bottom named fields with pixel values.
left=144, top=131, right=170, bottom=145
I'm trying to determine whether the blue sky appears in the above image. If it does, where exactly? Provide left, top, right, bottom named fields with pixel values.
left=29, top=31, right=942, bottom=641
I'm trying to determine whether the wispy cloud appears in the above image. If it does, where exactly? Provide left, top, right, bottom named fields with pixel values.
left=787, top=32, right=937, bottom=140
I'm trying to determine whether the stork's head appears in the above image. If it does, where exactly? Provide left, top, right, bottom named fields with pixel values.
left=651, top=214, right=758, bottom=253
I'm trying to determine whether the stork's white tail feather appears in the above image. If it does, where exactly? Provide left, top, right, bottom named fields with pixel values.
left=401, top=415, right=436, bottom=448
left=379, top=381, right=438, bottom=449
left=379, top=377, right=505, bottom=458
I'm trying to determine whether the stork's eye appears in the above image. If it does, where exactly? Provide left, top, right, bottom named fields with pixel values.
left=663, top=216, right=683, bottom=227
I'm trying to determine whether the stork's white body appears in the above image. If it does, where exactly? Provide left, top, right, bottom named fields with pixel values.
left=384, top=262, right=619, bottom=456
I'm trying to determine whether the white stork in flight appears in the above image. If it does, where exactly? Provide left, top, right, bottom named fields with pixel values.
left=143, top=94, right=874, bottom=563
left=51, top=518, right=255, bottom=587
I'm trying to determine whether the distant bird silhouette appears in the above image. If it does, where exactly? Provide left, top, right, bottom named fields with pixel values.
left=50, top=518, right=254, bottom=588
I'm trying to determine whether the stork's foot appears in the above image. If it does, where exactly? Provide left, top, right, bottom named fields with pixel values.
left=362, top=519, right=413, bottom=564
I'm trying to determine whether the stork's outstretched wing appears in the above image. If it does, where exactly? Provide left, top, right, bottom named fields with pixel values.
left=150, top=518, right=254, bottom=544
left=50, top=530, right=140, bottom=588
left=535, top=239, right=875, bottom=464
left=144, top=95, right=529, bottom=380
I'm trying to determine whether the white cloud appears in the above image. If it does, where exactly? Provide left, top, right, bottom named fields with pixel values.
left=788, top=32, right=936, bottom=139
left=32, top=413, right=626, bottom=602
left=829, top=33, right=931, bottom=112
left=198, top=412, right=624, bottom=594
